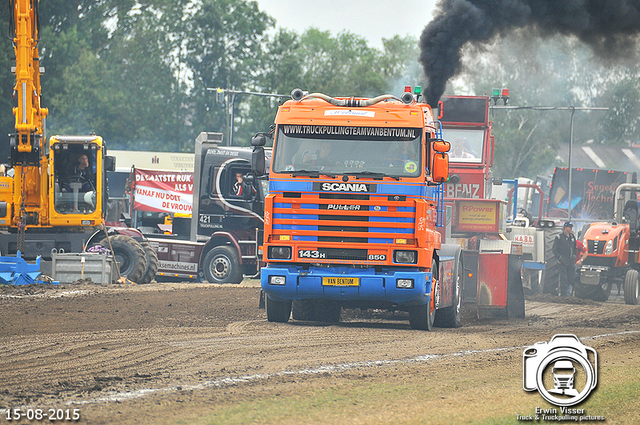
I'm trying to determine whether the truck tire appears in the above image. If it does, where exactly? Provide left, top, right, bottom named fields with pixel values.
left=624, top=269, right=639, bottom=305
left=292, top=300, right=316, bottom=321
left=314, top=301, right=341, bottom=323
left=202, top=246, right=243, bottom=284
left=266, top=296, right=291, bottom=323
left=435, top=256, right=462, bottom=328
left=139, top=241, right=159, bottom=284
left=409, top=261, right=437, bottom=331
left=409, top=296, right=435, bottom=330
left=100, top=235, right=147, bottom=284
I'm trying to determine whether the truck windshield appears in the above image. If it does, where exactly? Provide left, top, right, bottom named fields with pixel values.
left=272, top=125, right=422, bottom=177
left=442, top=129, right=484, bottom=163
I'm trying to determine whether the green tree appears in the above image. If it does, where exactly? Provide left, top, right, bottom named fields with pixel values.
left=595, top=71, right=640, bottom=146
left=185, top=0, right=274, bottom=147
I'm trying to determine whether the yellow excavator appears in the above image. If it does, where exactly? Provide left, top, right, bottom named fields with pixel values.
left=0, top=0, right=156, bottom=283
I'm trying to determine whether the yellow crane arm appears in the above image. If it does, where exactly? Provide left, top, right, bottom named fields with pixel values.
left=10, top=0, right=48, bottom=162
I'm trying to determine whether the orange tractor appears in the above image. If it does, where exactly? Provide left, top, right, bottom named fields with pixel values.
left=577, top=183, right=640, bottom=304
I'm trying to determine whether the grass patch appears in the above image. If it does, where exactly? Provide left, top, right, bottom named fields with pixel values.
left=169, top=356, right=639, bottom=425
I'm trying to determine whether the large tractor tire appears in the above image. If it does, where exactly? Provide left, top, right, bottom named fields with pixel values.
left=139, top=241, right=159, bottom=284
left=100, top=235, right=147, bottom=283
left=265, top=296, right=292, bottom=323
left=624, top=269, right=639, bottom=305
left=575, top=281, right=612, bottom=302
left=202, top=246, right=243, bottom=284
left=540, top=228, right=562, bottom=294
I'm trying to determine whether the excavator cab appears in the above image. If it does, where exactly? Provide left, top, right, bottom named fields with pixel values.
left=48, top=135, right=111, bottom=227
left=53, top=147, right=98, bottom=214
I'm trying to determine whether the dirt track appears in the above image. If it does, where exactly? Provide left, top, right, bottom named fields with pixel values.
left=1, top=280, right=639, bottom=425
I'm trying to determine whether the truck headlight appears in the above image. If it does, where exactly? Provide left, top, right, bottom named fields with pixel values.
left=268, top=246, right=291, bottom=260
left=394, top=250, right=417, bottom=264
left=269, top=275, right=286, bottom=285
left=605, top=240, right=613, bottom=255
left=396, top=278, right=414, bottom=289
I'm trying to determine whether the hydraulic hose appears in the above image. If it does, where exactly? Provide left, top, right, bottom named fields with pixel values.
left=301, top=93, right=402, bottom=107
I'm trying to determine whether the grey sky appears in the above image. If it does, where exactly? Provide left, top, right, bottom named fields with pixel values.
left=255, top=0, right=438, bottom=49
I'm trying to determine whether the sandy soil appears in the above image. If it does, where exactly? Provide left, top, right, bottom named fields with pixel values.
left=0, top=280, right=638, bottom=424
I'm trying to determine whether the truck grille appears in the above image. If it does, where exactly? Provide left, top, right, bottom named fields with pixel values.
left=272, top=192, right=415, bottom=245
left=318, top=248, right=368, bottom=261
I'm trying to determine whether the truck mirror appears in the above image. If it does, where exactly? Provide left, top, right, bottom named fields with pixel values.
left=432, top=139, right=450, bottom=153
left=104, top=155, right=116, bottom=172
left=251, top=134, right=267, bottom=147
left=431, top=152, right=449, bottom=183
left=252, top=146, right=266, bottom=176
left=243, top=174, right=255, bottom=201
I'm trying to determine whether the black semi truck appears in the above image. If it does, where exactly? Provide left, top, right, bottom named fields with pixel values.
left=135, top=132, right=269, bottom=283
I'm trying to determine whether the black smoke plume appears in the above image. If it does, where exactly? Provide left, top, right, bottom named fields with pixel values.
left=420, top=0, right=640, bottom=107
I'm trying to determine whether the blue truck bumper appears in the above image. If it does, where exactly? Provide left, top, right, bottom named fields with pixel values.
left=261, top=265, right=432, bottom=307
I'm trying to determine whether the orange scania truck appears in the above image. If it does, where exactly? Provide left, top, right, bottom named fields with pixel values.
left=253, top=87, right=464, bottom=330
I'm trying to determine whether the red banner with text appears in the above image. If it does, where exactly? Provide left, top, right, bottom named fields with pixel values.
left=133, top=169, right=194, bottom=214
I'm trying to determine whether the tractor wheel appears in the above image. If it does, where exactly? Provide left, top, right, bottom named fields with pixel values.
left=202, top=246, right=243, bottom=284
left=575, top=281, right=611, bottom=302
left=574, top=282, right=598, bottom=300
left=100, top=235, right=147, bottom=283
left=139, top=241, right=159, bottom=284
left=265, top=296, right=291, bottom=323
left=624, top=269, right=639, bottom=305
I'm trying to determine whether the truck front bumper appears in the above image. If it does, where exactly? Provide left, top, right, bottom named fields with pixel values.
left=261, top=265, right=432, bottom=306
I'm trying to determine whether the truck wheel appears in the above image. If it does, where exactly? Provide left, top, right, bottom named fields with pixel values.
left=266, top=296, right=291, bottom=323
left=100, top=235, right=147, bottom=283
left=435, top=257, right=462, bottom=328
left=202, top=246, right=243, bottom=284
left=139, top=241, right=159, bottom=284
left=314, top=301, right=341, bottom=323
left=292, top=300, right=316, bottom=321
left=409, top=265, right=436, bottom=330
left=624, top=269, right=639, bottom=305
